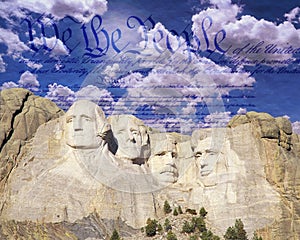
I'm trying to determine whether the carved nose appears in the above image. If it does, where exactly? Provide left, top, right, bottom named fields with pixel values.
left=73, top=118, right=83, bottom=131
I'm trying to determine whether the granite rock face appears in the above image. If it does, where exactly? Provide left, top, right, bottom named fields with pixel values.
left=0, top=90, right=299, bottom=240
left=228, top=112, right=300, bottom=240
left=0, top=88, right=63, bottom=192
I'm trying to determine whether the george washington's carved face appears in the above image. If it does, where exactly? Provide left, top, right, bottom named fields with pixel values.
left=64, top=100, right=105, bottom=149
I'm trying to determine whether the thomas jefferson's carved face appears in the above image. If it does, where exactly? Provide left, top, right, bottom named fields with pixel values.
left=109, top=115, right=150, bottom=162
left=65, top=101, right=104, bottom=149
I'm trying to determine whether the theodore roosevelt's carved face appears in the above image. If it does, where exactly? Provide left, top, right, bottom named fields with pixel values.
left=64, top=100, right=106, bottom=149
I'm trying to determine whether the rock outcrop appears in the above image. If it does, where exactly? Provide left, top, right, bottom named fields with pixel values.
left=0, top=90, right=299, bottom=240
left=0, top=88, right=63, bottom=192
left=228, top=112, right=300, bottom=240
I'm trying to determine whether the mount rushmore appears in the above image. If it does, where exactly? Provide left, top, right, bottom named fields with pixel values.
left=0, top=88, right=299, bottom=239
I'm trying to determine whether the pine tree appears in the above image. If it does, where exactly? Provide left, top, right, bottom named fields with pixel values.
left=164, top=200, right=172, bottom=214
left=224, top=226, right=237, bottom=240
left=199, top=207, right=208, bottom=218
left=164, top=218, right=172, bottom=231
left=178, top=205, right=183, bottom=214
left=189, top=235, right=198, bottom=240
left=182, top=220, right=195, bottom=233
left=192, top=217, right=206, bottom=232
left=235, top=219, right=248, bottom=240
left=202, top=230, right=220, bottom=240
left=173, top=208, right=178, bottom=216
left=224, top=219, right=248, bottom=240
left=110, top=229, right=120, bottom=240
left=157, top=223, right=163, bottom=233
left=145, top=219, right=158, bottom=237
left=252, top=232, right=263, bottom=240
left=166, top=230, right=178, bottom=240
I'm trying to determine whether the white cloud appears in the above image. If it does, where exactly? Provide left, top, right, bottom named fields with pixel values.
left=0, top=28, right=30, bottom=57
left=292, top=121, right=300, bottom=134
left=18, top=71, right=40, bottom=91
left=282, top=115, right=290, bottom=119
left=25, top=60, right=43, bottom=70
left=192, top=1, right=300, bottom=64
left=143, top=118, right=203, bottom=134
left=0, top=81, right=18, bottom=90
left=6, top=0, right=108, bottom=23
left=103, top=64, right=121, bottom=82
left=204, top=111, right=232, bottom=127
left=108, top=22, right=255, bottom=132
left=237, top=107, right=247, bottom=115
left=45, top=84, right=115, bottom=113
left=0, top=55, right=6, bottom=73
left=285, top=7, right=300, bottom=24
left=45, top=83, right=76, bottom=110
left=76, top=85, right=115, bottom=114
left=32, top=37, right=69, bottom=57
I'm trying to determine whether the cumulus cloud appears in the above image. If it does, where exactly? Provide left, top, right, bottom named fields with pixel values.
left=0, top=55, right=6, bottom=73
left=285, top=7, right=300, bottom=24
left=203, top=111, right=232, bottom=127
left=18, top=71, right=40, bottom=91
left=1, top=0, right=107, bottom=23
left=103, top=64, right=121, bottom=83
left=191, top=0, right=300, bottom=64
left=0, top=28, right=30, bottom=57
left=76, top=85, right=115, bottom=114
left=143, top=118, right=203, bottom=134
left=32, top=37, right=69, bottom=57
left=110, top=22, right=254, bottom=132
left=45, top=84, right=115, bottom=113
left=0, top=81, right=19, bottom=90
left=45, top=83, right=76, bottom=110
left=292, top=121, right=300, bottom=134
left=237, top=107, right=247, bottom=115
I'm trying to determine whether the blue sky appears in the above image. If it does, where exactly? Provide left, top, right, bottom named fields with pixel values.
left=0, top=0, right=299, bottom=133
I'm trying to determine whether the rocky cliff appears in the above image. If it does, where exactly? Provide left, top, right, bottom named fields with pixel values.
left=0, top=88, right=299, bottom=240
left=0, top=88, right=63, bottom=197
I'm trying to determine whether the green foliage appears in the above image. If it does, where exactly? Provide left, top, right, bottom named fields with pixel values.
left=189, top=235, right=199, bottom=240
left=252, top=232, right=263, bottom=240
left=235, top=219, right=248, bottom=240
left=224, top=226, right=237, bottom=240
left=140, top=227, right=144, bottom=233
left=145, top=218, right=158, bottom=237
left=166, top=230, right=178, bottom=240
left=199, top=207, right=208, bottom=218
left=224, top=219, right=248, bottom=240
left=164, top=218, right=172, bottom=231
left=110, top=229, right=120, bottom=240
left=186, top=208, right=197, bottom=215
left=173, top=208, right=178, bottom=216
left=157, top=223, right=163, bottom=233
left=201, top=230, right=220, bottom=240
left=192, top=217, right=206, bottom=232
left=178, top=205, right=183, bottom=214
left=182, top=220, right=195, bottom=233
left=164, top=200, right=172, bottom=214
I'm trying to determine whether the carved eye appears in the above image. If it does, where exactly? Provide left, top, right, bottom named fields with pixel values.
left=131, top=130, right=139, bottom=136
left=195, top=152, right=202, bottom=158
left=84, top=117, right=92, bottom=122
left=66, top=117, right=73, bottom=123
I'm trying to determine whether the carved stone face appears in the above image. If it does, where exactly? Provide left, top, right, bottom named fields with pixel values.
left=64, top=100, right=105, bottom=149
left=193, top=137, right=219, bottom=176
left=147, top=133, right=178, bottom=183
left=109, top=115, right=150, bottom=162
